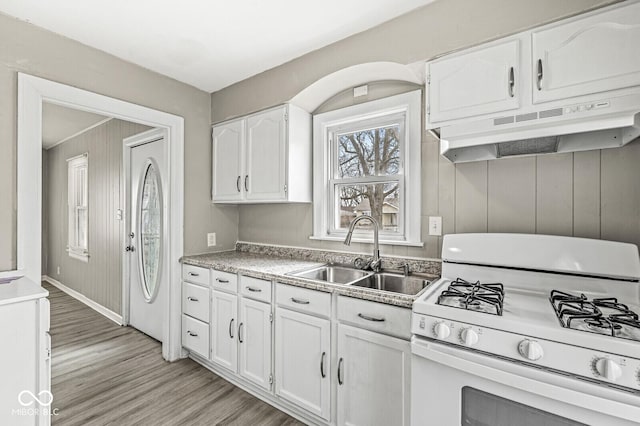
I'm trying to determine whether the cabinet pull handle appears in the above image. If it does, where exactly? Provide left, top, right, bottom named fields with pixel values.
left=358, top=313, right=386, bottom=322
left=216, top=278, right=230, bottom=284
left=236, top=175, right=241, bottom=192
left=246, top=286, right=262, bottom=293
left=186, top=330, right=198, bottom=337
left=536, top=59, right=543, bottom=91
left=337, top=357, right=344, bottom=385
left=238, top=322, right=244, bottom=343
left=508, top=66, right=515, bottom=98
left=320, top=352, right=326, bottom=378
left=244, top=175, right=249, bottom=192
left=187, top=296, right=199, bottom=302
left=291, top=297, right=310, bottom=305
left=229, top=318, right=235, bottom=339
left=188, top=272, right=199, bottom=277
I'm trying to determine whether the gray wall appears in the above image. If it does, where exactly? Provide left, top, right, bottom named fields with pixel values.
left=211, top=0, right=630, bottom=259
left=0, top=12, right=239, bottom=271
left=45, top=119, right=150, bottom=313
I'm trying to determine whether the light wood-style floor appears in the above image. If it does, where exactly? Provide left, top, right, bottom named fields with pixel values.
left=44, top=282, right=303, bottom=426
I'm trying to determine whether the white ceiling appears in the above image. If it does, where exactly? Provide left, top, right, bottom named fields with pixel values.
left=0, top=0, right=434, bottom=92
left=42, top=103, right=109, bottom=149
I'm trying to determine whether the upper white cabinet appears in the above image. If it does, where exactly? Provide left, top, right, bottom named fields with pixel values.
left=427, top=38, right=521, bottom=125
left=532, top=1, right=640, bottom=104
left=212, top=119, right=244, bottom=202
left=426, top=1, right=640, bottom=128
left=212, top=104, right=312, bottom=204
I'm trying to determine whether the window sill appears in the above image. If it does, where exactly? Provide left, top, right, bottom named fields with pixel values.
left=309, top=235, right=424, bottom=248
left=68, top=250, right=89, bottom=262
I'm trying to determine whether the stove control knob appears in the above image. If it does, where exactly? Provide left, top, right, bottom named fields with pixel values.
left=460, top=328, right=479, bottom=346
left=433, top=322, right=451, bottom=340
left=518, top=340, right=544, bottom=361
left=594, top=358, right=622, bottom=382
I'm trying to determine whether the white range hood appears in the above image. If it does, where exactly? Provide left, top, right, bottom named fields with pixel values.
left=439, top=93, right=640, bottom=163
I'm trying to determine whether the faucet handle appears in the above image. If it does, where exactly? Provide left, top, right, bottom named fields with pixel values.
left=354, top=257, right=369, bottom=270
left=402, top=263, right=410, bottom=276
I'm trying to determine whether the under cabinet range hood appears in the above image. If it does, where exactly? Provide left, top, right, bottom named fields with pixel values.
left=439, top=94, right=640, bottom=163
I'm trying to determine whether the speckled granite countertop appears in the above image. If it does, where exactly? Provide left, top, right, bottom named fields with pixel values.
left=181, top=246, right=441, bottom=308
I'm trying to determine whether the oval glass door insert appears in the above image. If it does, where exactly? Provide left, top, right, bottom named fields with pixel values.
left=138, top=160, right=163, bottom=302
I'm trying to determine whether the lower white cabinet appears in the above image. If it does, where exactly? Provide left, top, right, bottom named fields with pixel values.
left=211, top=290, right=238, bottom=371
left=275, top=307, right=331, bottom=420
left=239, top=297, right=272, bottom=390
left=337, top=323, right=411, bottom=426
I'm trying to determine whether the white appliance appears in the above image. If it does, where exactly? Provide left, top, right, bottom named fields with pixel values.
left=411, top=234, right=640, bottom=426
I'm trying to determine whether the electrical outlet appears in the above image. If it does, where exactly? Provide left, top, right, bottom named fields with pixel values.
left=207, top=233, right=217, bottom=247
left=428, top=216, right=442, bottom=236
left=57, top=266, right=60, bottom=275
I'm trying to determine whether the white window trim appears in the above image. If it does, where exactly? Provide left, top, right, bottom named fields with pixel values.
left=311, top=90, right=423, bottom=247
left=67, top=153, right=89, bottom=262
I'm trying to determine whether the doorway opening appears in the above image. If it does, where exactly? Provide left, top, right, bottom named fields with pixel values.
left=18, top=73, right=184, bottom=361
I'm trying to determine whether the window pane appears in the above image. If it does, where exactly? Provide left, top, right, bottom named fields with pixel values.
left=337, top=124, right=400, bottom=178
left=76, top=207, right=87, bottom=250
left=336, top=182, right=400, bottom=232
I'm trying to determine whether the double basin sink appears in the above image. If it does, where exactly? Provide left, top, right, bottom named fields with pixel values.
left=287, top=265, right=428, bottom=296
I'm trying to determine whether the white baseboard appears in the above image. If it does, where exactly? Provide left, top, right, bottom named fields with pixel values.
left=42, top=275, right=123, bottom=325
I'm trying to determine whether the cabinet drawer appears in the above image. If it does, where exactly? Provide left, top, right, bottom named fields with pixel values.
left=337, top=296, right=411, bottom=340
left=240, top=276, right=272, bottom=303
left=276, top=283, right=331, bottom=318
left=182, top=282, right=210, bottom=323
left=212, top=270, right=238, bottom=293
left=182, top=264, right=210, bottom=286
left=182, top=314, right=209, bottom=358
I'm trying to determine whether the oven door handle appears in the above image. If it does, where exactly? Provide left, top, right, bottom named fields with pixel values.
left=411, top=338, right=640, bottom=423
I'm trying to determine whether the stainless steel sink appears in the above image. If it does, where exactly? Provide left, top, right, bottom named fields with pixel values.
left=288, top=265, right=372, bottom=285
left=351, top=272, right=428, bottom=295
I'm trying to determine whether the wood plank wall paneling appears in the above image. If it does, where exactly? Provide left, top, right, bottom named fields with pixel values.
left=44, top=119, right=151, bottom=313
left=437, top=141, right=640, bottom=255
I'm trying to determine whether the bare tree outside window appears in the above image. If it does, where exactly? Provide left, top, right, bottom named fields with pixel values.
left=335, top=124, right=401, bottom=231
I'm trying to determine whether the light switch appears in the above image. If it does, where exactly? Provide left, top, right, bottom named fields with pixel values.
left=207, top=233, right=217, bottom=247
left=428, top=216, right=442, bottom=236
left=353, top=84, right=368, bottom=98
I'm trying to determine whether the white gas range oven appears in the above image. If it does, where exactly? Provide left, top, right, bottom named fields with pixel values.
left=411, top=234, right=640, bottom=426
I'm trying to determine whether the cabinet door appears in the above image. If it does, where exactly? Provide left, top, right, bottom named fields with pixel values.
left=210, top=291, right=238, bottom=372
left=427, top=38, right=520, bottom=126
left=337, top=324, right=411, bottom=426
left=532, top=1, right=640, bottom=104
left=239, top=298, right=272, bottom=390
left=0, top=300, right=38, bottom=426
left=245, top=107, right=287, bottom=201
left=212, top=119, right=244, bottom=202
left=275, top=307, right=330, bottom=420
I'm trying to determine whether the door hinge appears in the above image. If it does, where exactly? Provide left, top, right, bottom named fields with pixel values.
left=269, top=312, right=273, bottom=323
left=427, top=73, right=431, bottom=84
left=427, top=104, right=431, bottom=115
left=284, top=112, right=288, bottom=122
left=283, top=184, right=288, bottom=193
left=269, top=374, right=273, bottom=385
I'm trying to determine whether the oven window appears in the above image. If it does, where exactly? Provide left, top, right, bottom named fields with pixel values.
left=461, top=387, right=587, bottom=426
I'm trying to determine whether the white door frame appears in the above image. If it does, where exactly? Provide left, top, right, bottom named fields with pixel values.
left=16, top=73, right=185, bottom=361
left=122, top=128, right=167, bottom=329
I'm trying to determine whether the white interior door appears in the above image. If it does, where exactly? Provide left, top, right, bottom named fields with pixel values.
left=128, top=136, right=167, bottom=342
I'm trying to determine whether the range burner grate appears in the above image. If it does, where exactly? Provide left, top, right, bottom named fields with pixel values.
left=437, top=278, right=504, bottom=316
left=550, top=290, right=640, bottom=339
